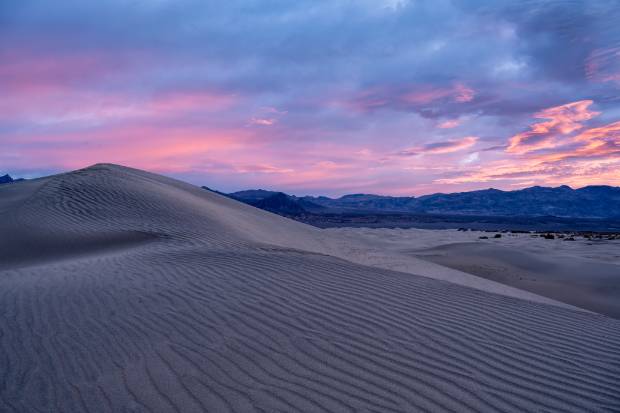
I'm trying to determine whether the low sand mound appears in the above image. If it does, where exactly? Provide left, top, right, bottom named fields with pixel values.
left=321, top=227, right=581, bottom=310
left=1, top=164, right=619, bottom=412
left=413, top=242, right=620, bottom=318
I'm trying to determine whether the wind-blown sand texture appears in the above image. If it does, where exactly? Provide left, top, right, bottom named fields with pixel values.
left=325, top=227, right=620, bottom=318
left=414, top=242, right=620, bottom=319
left=1, top=164, right=619, bottom=412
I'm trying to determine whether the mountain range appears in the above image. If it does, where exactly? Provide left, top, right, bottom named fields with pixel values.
left=224, top=185, right=620, bottom=219
left=3, top=174, right=618, bottom=219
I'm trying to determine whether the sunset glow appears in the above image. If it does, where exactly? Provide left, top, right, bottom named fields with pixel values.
left=2, top=1, right=619, bottom=195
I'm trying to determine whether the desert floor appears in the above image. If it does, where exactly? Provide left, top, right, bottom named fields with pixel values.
left=326, top=227, right=620, bottom=318
left=1, top=164, right=619, bottom=412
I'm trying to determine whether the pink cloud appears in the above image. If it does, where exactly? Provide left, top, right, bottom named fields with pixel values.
left=401, top=87, right=454, bottom=104
left=437, top=119, right=461, bottom=129
left=438, top=100, right=620, bottom=188
left=349, top=82, right=475, bottom=112
left=438, top=155, right=620, bottom=188
left=0, top=50, right=236, bottom=126
left=453, top=83, right=475, bottom=102
left=147, top=91, right=236, bottom=113
left=250, top=118, right=277, bottom=126
left=585, top=47, right=620, bottom=84
left=235, top=164, right=294, bottom=174
left=1, top=122, right=256, bottom=174
left=347, top=87, right=393, bottom=111
left=1, top=46, right=615, bottom=197
left=0, top=52, right=119, bottom=95
left=506, top=100, right=599, bottom=154
left=0, top=87, right=238, bottom=125
left=247, top=107, right=287, bottom=127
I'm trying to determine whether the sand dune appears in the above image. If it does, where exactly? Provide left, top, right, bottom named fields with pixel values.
left=413, top=241, right=620, bottom=319
left=1, top=164, right=619, bottom=412
left=326, top=227, right=620, bottom=317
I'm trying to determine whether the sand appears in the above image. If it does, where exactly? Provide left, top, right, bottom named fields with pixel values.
left=1, top=164, right=619, bottom=412
left=325, top=227, right=620, bottom=318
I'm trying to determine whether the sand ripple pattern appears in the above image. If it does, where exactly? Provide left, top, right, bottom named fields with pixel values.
left=1, top=164, right=619, bottom=412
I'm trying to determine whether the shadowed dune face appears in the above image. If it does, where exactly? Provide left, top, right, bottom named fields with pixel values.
left=0, top=228, right=160, bottom=271
left=1, top=164, right=620, bottom=412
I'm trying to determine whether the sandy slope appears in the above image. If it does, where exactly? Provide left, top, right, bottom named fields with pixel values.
left=326, top=227, right=620, bottom=318
left=414, top=242, right=620, bottom=319
left=1, top=164, right=619, bottom=412
left=320, top=229, right=583, bottom=311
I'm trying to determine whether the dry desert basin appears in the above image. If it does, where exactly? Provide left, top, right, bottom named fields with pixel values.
left=1, top=164, right=619, bottom=412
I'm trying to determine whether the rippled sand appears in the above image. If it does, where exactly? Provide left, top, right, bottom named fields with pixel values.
left=1, top=164, right=619, bottom=412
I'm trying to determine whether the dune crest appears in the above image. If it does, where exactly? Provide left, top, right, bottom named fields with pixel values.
left=1, top=164, right=619, bottom=412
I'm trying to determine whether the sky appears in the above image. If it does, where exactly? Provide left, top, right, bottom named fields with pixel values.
left=1, top=0, right=620, bottom=196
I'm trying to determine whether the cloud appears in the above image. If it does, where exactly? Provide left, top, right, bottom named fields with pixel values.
left=247, top=107, right=287, bottom=127
left=453, top=83, right=475, bottom=103
left=350, top=82, right=477, bottom=115
left=461, top=152, right=479, bottom=165
left=437, top=119, right=460, bottom=129
left=399, top=136, right=478, bottom=156
left=1, top=0, right=620, bottom=195
left=249, top=118, right=276, bottom=126
left=506, top=100, right=599, bottom=154
left=585, top=47, right=620, bottom=84
left=235, top=164, right=294, bottom=174
left=437, top=99, right=620, bottom=188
